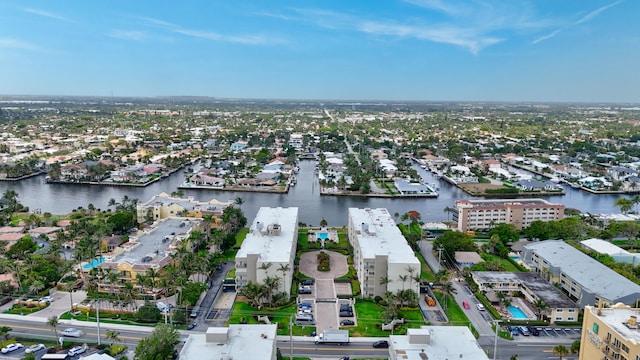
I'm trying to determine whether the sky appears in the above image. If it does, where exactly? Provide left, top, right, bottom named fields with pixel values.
left=0, top=1, right=638, bottom=103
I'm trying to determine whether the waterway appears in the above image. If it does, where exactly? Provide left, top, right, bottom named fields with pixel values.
left=0, top=160, right=626, bottom=226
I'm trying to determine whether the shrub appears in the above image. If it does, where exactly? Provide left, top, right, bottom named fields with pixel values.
left=317, top=251, right=331, bottom=271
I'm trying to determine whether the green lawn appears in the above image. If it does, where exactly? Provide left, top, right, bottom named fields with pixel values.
left=350, top=300, right=425, bottom=337
left=227, top=301, right=315, bottom=336
left=415, top=251, right=435, bottom=281
left=478, top=253, right=522, bottom=272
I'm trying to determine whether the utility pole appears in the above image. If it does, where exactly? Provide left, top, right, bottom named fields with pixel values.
left=289, top=315, right=293, bottom=360
left=95, top=300, right=101, bottom=346
left=492, top=320, right=501, bottom=360
left=437, top=246, right=443, bottom=270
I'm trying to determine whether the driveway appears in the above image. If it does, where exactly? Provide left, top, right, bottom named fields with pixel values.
left=298, top=251, right=349, bottom=333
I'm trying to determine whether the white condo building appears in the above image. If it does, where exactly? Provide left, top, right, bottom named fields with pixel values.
left=348, top=208, right=420, bottom=298
left=179, top=325, right=277, bottom=360
left=235, top=207, right=298, bottom=296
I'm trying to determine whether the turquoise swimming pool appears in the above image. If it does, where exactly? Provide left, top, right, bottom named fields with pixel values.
left=507, top=305, right=528, bottom=319
left=317, top=232, right=329, bottom=240
left=83, top=257, right=105, bottom=270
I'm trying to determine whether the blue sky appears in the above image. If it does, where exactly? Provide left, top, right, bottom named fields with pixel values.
left=0, top=1, right=638, bottom=102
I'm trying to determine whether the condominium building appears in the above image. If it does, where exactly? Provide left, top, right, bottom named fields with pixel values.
left=95, top=217, right=199, bottom=297
left=180, top=325, right=277, bottom=360
left=522, top=240, right=640, bottom=308
left=136, top=192, right=233, bottom=224
left=235, top=207, right=298, bottom=296
left=454, top=198, right=564, bottom=231
left=348, top=208, right=420, bottom=298
left=388, top=326, right=489, bottom=360
left=579, top=303, right=640, bottom=360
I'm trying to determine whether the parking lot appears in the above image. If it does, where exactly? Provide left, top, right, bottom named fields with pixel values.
left=507, top=325, right=582, bottom=340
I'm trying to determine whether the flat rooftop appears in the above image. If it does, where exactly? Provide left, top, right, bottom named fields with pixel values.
left=349, top=208, right=419, bottom=264
left=456, top=198, right=561, bottom=207
left=581, top=238, right=630, bottom=256
left=472, top=272, right=577, bottom=308
left=101, top=218, right=197, bottom=268
left=390, top=326, right=489, bottom=360
left=586, top=304, right=640, bottom=343
left=180, top=325, right=277, bottom=360
left=524, top=240, right=640, bottom=301
left=140, top=192, right=232, bottom=212
left=236, top=207, right=298, bottom=263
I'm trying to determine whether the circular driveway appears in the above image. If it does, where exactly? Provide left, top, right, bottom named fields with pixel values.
left=299, top=250, right=349, bottom=279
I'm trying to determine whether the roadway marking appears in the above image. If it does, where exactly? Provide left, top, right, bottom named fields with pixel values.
left=6, top=324, right=145, bottom=340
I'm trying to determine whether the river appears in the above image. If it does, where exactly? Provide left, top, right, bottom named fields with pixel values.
left=0, top=160, right=626, bottom=226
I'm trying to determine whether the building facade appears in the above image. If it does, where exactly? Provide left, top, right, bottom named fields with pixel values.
left=235, top=207, right=298, bottom=296
left=347, top=208, right=420, bottom=298
left=579, top=303, right=640, bottom=360
left=522, top=240, right=640, bottom=308
left=388, top=326, right=489, bottom=360
left=454, top=198, right=564, bottom=231
left=136, top=192, right=232, bottom=224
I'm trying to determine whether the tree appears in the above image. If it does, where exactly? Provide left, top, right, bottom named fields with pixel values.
left=614, top=198, right=634, bottom=214
left=277, top=263, right=290, bottom=292
left=134, top=324, right=179, bottom=360
left=570, top=340, right=580, bottom=355
left=532, top=299, right=548, bottom=321
left=106, top=329, right=121, bottom=344
left=319, top=218, right=328, bottom=228
left=234, top=197, right=244, bottom=209
left=440, top=281, right=457, bottom=313
left=47, top=316, right=59, bottom=345
left=552, top=344, right=569, bottom=360
left=443, top=206, right=456, bottom=221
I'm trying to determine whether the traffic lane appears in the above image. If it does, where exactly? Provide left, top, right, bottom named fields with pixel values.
left=277, top=340, right=390, bottom=359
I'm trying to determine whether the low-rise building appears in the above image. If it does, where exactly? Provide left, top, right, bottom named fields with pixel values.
left=95, top=217, right=199, bottom=297
left=136, top=192, right=232, bottom=224
left=454, top=198, right=564, bottom=231
left=471, top=272, right=579, bottom=323
left=348, top=208, right=420, bottom=298
left=388, top=326, right=489, bottom=360
left=455, top=251, right=484, bottom=268
left=522, top=240, right=640, bottom=307
left=180, top=325, right=277, bottom=360
left=235, top=207, right=298, bottom=296
left=580, top=238, right=640, bottom=265
left=579, top=303, right=640, bottom=360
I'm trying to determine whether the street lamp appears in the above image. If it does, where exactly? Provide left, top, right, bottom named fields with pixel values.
left=492, top=319, right=501, bottom=360
left=93, top=300, right=101, bottom=346
left=289, top=315, right=293, bottom=360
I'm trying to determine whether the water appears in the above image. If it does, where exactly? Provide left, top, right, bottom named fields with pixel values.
left=82, top=257, right=105, bottom=270
left=0, top=160, right=630, bottom=227
left=507, top=305, right=528, bottom=319
left=317, top=232, right=329, bottom=240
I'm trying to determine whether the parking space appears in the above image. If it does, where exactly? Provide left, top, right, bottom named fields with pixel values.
left=509, top=326, right=581, bottom=340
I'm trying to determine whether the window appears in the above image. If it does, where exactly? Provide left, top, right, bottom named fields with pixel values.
left=567, top=317, right=574, bottom=321
left=557, top=309, right=563, bottom=312
left=621, top=344, right=629, bottom=353
left=555, top=317, right=562, bottom=321
left=568, top=309, right=576, bottom=313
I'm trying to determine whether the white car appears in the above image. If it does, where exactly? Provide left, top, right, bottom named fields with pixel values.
left=67, top=346, right=86, bottom=356
left=25, top=344, right=46, bottom=354
left=1, top=343, right=24, bottom=354
left=39, top=296, right=54, bottom=303
left=61, top=328, right=83, bottom=337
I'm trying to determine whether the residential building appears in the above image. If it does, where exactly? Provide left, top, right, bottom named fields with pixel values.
left=235, top=207, right=298, bottom=296
left=522, top=240, right=640, bottom=307
left=579, top=303, right=640, bottom=360
left=454, top=198, right=564, bottom=231
left=581, top=238, right=640, bottom=265
left=136, top=192, right=232, bottom=224
left=388, top=326, right=489, bottom=360
left=455, top=251, right=484, bottom=268
left=347, top=208, right=420, bottom=298
left=180, top=325, right=277, bottom=360
left=95, top=217, right=199, bottom=297
left=471, top=272, right=578, bottom=323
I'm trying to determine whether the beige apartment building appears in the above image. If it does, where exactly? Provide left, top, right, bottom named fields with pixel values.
left=454, top=198, right=564, bottom=231
left=580, top=303, right=640, bottom=360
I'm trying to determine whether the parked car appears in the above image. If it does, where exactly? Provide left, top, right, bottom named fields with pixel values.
left=25, top=344, right=46, bottom=354
left=340, top=319, right=355, bottom=326
left=299, top=286, right=312, bottom=294
left=68, top=346, right=87, bottom=356
left=527, top=326, right=540, bottom=336
left=1, top=343, right=24, bottom=354
left=372, top=340, right=389, bottom=348
left=339, top=303, right=352, bottom=312
left=187, top=322, right=197, bottom=330
left=462, top=301, right=470, bottom=309
left=339, top=311, right=353, bottom=317
left=476, top=303, right=485, bottom=311
left=299, top=302, right=312, bottom=309
left=39, top=296, right=54, bottom=303
left=509, top=326, right=519, bottom=336
left=301, top=279, right=314, bottom=286
left=61, top=328, right=83, bottom=337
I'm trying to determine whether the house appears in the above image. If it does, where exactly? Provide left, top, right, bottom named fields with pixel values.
left=454, top=251, right=484, bottom=268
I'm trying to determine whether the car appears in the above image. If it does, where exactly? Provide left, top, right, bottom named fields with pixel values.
left=476, top=303, right=485, bottom=311
left=509, top=326, right=520, bottom=336
left=372, top=340, right=389, bottom=348
left=187, top=322, right=197, bottom=330
left=67, top=346, right=87, bottom=356
left=25, top=344, right=46, bottom=354
left=462, top=301, right=470, bottom=309
left=298, top=287, right=312, bottom=294
left=301, top=279, right=314, bottom=286
left=527, top=326, right=540, bottom=336
left=1, top=343, right=24, bottom=354
left=217, top=264, right=223, bottom=271
left=339, top=311, right=354, bottom=317
left=340, top=319, right=355, bottom=326
left=39, top=296, right=54, bottom=303
left=339, top=304, right=352, bottom=312
left=61, top=328, right=83, bottom=337
left=298, top=302, right=312, bottom=309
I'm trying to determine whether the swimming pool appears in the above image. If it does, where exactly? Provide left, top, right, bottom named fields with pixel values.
left=507, top=305, right=528, bottom=319
left=317, top=232, right=329, bottom=240
left=83, top=257, right=105, bottom=270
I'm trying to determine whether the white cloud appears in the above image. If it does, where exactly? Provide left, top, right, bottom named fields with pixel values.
left=0, top=37, right=39, bottom=51
left=23, top=7, right=69, bottom=22
left=109, top=30, right=148, bottom=42
left=403, top=0, right=469, bottom=16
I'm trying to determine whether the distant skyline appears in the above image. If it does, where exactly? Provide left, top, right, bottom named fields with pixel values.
left=0, top=1, right=638, bottom=103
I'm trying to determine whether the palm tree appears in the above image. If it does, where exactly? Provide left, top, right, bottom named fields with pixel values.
left=440, top=281, right=457, bottom=313
left=552, top=345, right=569, bottom=359
left=105, top=329, right=121, bottom=344
left=319, top=218, right=328, bottom=228
left=406, top=266, right=416, bottom=289
left=443, top=206, right=456, bottom=221
left=234, top=197, right=244, bottom=209
left=258, top=262, right=272, bottom=281
left=47, top=316, right=59, bottom=346
left=532, top=299, right=548, bottom=320
left=614, top=198, right=634, bottom=214
left=379, top=276, right=392, bottom=292
left=570, top=340, right=580, bottom=355
left=277, top=263, right=291, bottom=292
left=510, top=355, right=518, bottom=360
left=398, top=274, right=408, bottom=291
